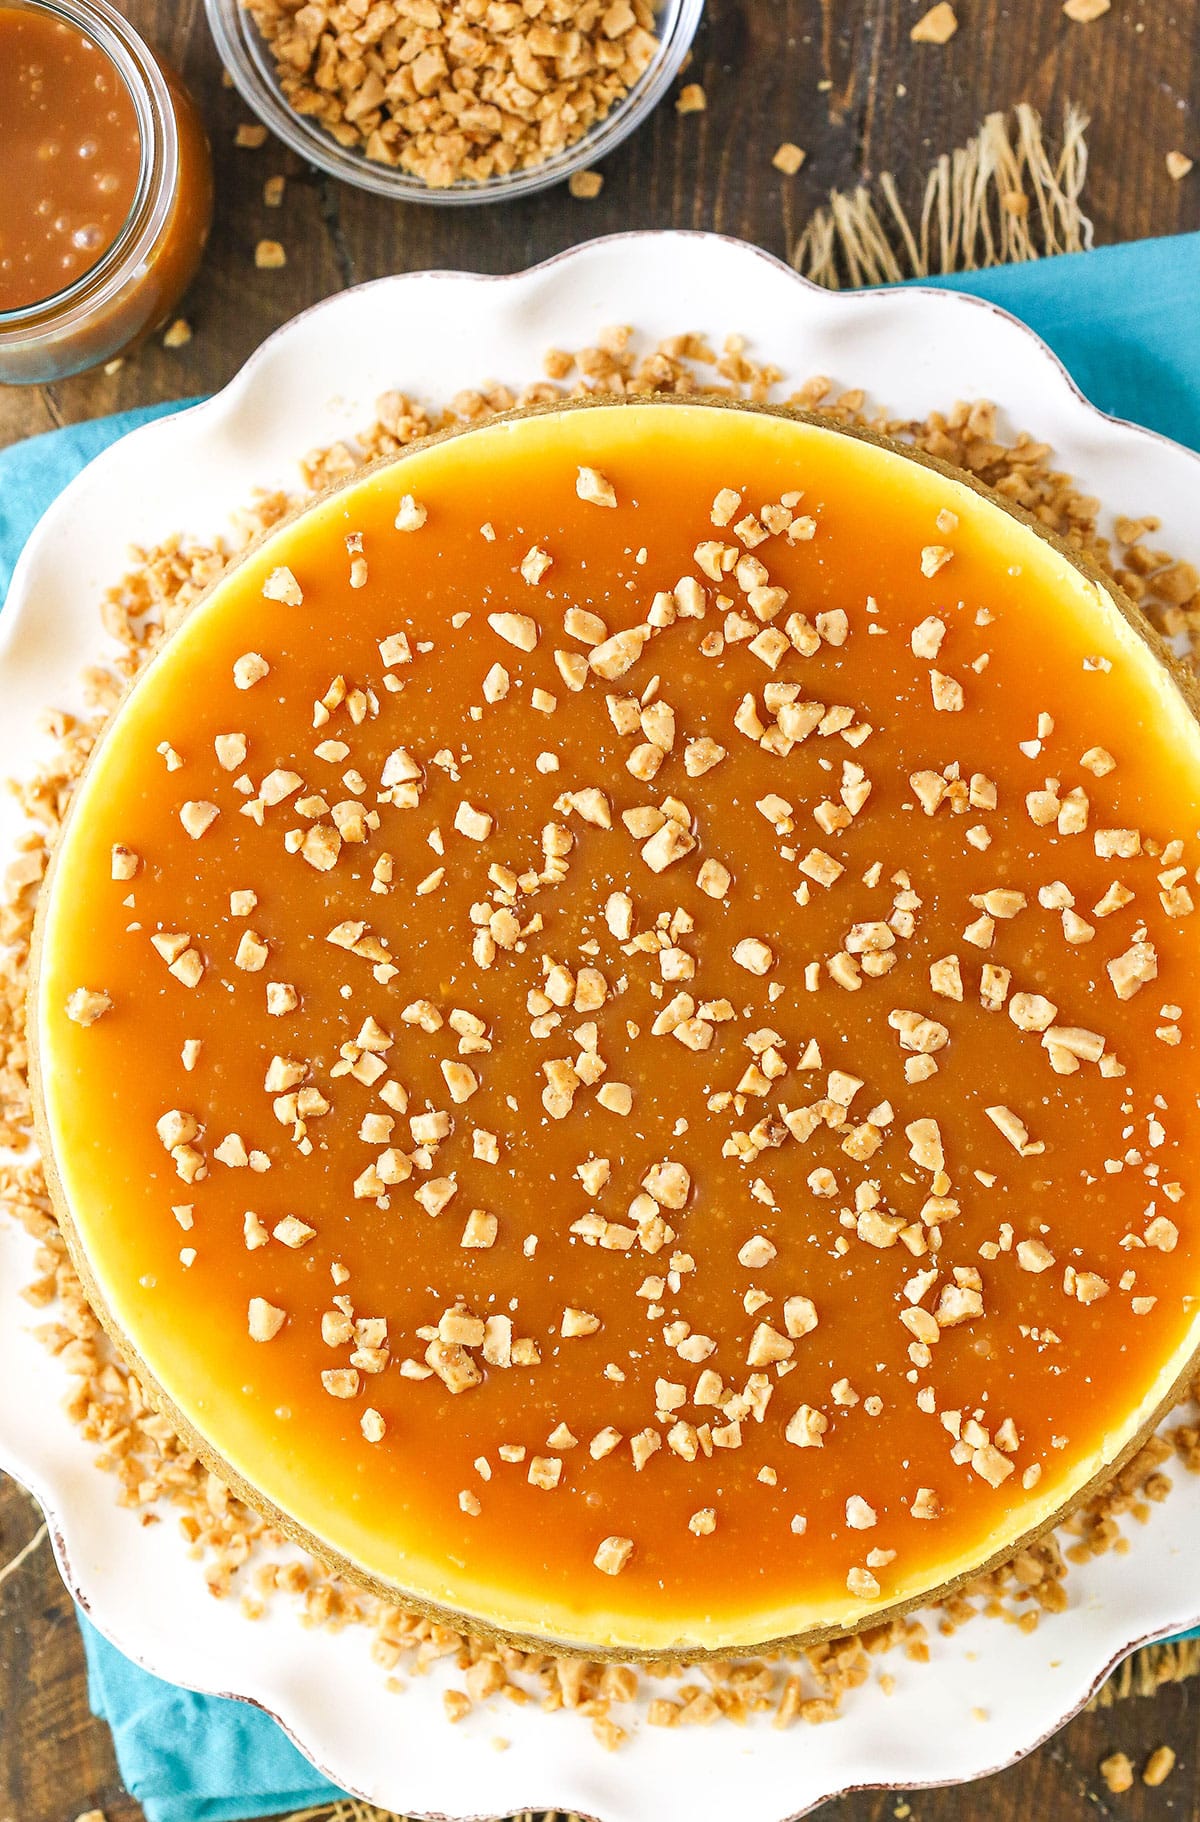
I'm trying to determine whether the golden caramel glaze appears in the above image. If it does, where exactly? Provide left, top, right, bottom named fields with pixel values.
left=32, top=401, right=1200, bottom=1654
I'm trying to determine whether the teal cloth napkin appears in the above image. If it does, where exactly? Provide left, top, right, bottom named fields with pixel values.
left=3, top=230, right=1200, bottom=1822
left=80, top=1615, right=336, bottom=1822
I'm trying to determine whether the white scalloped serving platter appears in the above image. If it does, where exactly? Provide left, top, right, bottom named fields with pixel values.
left=3, top=231, right=1200, bottom=1822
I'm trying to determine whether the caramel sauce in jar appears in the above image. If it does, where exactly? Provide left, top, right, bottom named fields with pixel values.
left=0, top=0, right=212, bottom=384
left=0, top=7, right=142, bottom=312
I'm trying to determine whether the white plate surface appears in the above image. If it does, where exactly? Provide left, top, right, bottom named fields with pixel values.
left=2, top=231, right=1200, bottom=1822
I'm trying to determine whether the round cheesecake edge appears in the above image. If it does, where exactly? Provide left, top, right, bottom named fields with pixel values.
left=26, top=393, right=1200, bottom=1660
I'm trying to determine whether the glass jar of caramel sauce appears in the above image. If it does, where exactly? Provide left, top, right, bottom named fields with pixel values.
left=0, top=0, right=213, bottom=385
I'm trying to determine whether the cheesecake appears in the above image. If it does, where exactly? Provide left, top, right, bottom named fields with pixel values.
left=31, top=398, right=1200, bottom=1655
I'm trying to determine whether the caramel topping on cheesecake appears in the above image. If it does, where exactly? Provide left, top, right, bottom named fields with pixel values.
left=35, top=401, right=1200, bottom=1653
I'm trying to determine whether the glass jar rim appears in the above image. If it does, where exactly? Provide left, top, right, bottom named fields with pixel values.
left=0, top=0, right=178, bottom=339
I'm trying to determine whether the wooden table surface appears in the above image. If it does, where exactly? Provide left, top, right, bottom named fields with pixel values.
left=2, top=2, right=1199, bottom=1818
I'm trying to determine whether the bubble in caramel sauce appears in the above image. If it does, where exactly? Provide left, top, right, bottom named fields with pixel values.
left=0, top=6, right=141, bottom=313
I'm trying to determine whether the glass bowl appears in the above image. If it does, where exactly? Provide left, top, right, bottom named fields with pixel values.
left=203, top=0, right=705, bottom=206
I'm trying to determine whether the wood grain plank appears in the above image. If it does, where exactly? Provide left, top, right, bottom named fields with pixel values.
left=2, top=6, right=1200, bottom=1819
left=0, top=1474, right=140, bottom=1822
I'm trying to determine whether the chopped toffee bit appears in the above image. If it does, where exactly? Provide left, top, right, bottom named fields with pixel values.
left=920, top=543, right=954, bottom=577
left=233, top=653, right=269, bottom=690
left=247, top=1297, right=286, bottom=1341
left=576, top=466, right=618, bottom=508
left=65, top=987, right=112, bottom=1026
left=179, top=801, right=219, bottom=839
left=786, top=1405, right=828, bottom=1448
left=568, top=170, right=604, bottom=200
left=1143, top=1745, right=1177, bottom=1787
left=520, top=546, right=553, bottom=586
left=262, top=566, right=303, bottom=606
left=394, top=494, right=427, bottom=532
left=1099, top=1752, right=1134, bottom=1794
left=594, top=1535, right=634, bottom=1575
left=911, top=1, right=957, bottom=40
left=1108, top=941, right=1158, bottom=1001
left=488, top=611, right=538, bottom=651
left=772, top=142, right=806, bottom=176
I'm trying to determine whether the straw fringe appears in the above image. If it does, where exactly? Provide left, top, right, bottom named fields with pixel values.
left=1087, top=1638, right=1200, bottom=1709
left=0, top=1521, right=47, bottom=1590
left=793, top=103, right=1093, bottom=289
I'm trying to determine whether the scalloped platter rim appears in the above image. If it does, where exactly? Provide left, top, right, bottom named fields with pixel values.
left=2, top=230, right=1200, bottom=1822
